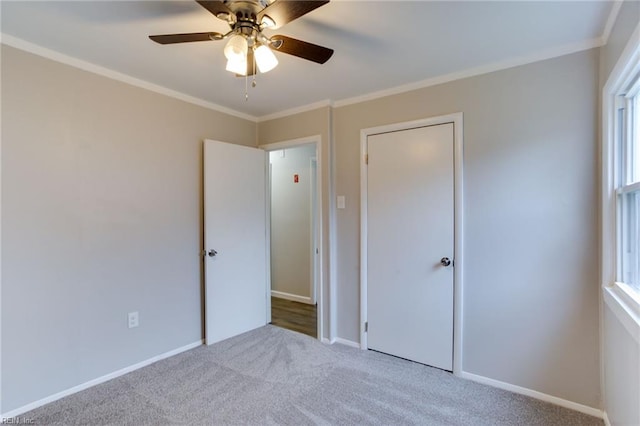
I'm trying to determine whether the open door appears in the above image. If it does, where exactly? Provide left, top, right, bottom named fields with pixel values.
left=204, top=140, right=267, bottom=345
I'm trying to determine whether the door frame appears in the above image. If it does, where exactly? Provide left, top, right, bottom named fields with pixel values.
left=261, top=136, right=324, bottom=341
left=359, top=113, right=464, bottom=375
left=310, top=156, right=318, bottom=305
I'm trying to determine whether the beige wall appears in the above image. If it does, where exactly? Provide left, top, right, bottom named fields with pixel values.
left=333, top=49, right=600, bottom=407
left=1, top=45, right=256, bottom=412
left=258, top=107, right=333, bottom=338
left=599, top=1, right=640, bottom=424
left=1, top=26, right=609, bottom=414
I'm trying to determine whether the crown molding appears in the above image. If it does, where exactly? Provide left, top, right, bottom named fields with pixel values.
left=0, top=34, right=258, bottom=122
left=601, top=1, right=623, bottom=46
left=255, top=36, right=603, bottom=118
left=332, top=37, right=602, bottom=109
left=256, top=100, right=333, bottom=123
left=2, top=32, right=605, bottom=124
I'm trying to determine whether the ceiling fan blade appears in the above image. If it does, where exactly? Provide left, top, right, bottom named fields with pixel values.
left=196, top=0, right=233, bottom=20
left=149, top=32, right=223, bottom=44
left=258, top=0, right=329, bottom=29
left=271, top=35, right=333, bottom=64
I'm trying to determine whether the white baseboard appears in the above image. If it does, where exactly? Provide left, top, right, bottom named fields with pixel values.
left=320, top=336, right=361, bottom=349
left=322, top=337, right=360, bottom=349
left=1, top=340, right=203, bottom=419
left=458, top=371, right=603, bottom=419
left=603, top=411, right=611, bottom=426
left=271, top=290, right=313, bottom=304
left=334, top=338, right=361, bottom=349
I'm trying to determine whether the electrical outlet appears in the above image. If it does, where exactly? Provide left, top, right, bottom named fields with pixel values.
left=128, top=311, right=139, bottom=328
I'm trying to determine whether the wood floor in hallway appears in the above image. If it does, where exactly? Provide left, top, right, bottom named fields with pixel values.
left=270, top=296, right=317, bottom=338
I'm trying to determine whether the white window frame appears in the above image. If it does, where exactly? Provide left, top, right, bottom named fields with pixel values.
left=602, top=23, right=640, bottom=343
left=617, top=95, right=640, bottom=291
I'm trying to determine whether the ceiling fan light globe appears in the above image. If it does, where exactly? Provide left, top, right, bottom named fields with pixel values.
left=224, top=35, right=248, bottom=61
left=226, top=57, right=247, bottom=76
left=255, top=45, right=278, bottom=73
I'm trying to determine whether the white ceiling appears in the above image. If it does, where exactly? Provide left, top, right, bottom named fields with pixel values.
left=1, top=1, right=615, bottom=119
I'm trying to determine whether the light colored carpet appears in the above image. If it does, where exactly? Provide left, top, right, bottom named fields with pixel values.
left=21, top=325, right=602, bottom=425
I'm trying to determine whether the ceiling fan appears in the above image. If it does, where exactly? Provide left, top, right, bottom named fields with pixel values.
left=149, top=0, right=334, bottom=77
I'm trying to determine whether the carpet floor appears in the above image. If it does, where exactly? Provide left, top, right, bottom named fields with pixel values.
left=21, top=326, right=602, bottom=425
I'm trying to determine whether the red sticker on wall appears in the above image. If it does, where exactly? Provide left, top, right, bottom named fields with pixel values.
left=294, top=174, right=299, bottom=183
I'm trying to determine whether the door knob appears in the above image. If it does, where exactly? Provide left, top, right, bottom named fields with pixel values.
left=208, top=249, right=218, bottom=257
left=440, top=257, right=452, bottom=267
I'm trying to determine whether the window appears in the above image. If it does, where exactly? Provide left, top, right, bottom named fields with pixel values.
left=603, top=22, right=640, bottom=311
left=603, top=22, right=640, bottom=344
left=612, top=62, right=640, bottom=297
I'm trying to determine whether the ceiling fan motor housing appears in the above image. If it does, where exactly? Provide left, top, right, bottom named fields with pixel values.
left=225, top=1, right=272, bottom=45
left=227, top=1, right=263, bottom=24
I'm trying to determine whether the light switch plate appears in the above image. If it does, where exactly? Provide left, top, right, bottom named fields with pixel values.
left=337, top=196, right=346, bottom=209
left=128, top=312, right=139, bottom=328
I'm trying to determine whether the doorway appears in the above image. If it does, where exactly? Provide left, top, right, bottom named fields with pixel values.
left=263, top=139, right=322, bottom=339
left=359, top=114, right=464, bottom=373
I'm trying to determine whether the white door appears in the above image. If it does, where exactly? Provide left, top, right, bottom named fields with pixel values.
left=204, top=140, right=267, bottom=345
left=366, top=123, right=454, bottom=370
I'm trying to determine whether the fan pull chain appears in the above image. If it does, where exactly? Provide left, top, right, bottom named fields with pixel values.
left=244, top=51, right=257, bottom=101
left=252, top=53, right=257, bottom=88
left=245, top=73, right=249, bottom=101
